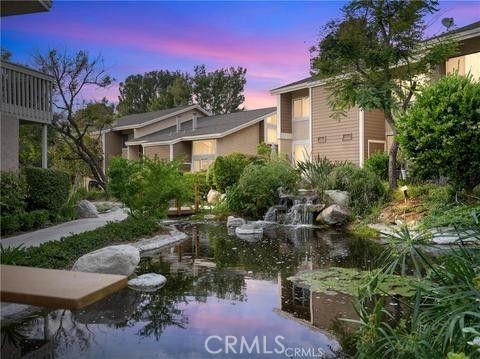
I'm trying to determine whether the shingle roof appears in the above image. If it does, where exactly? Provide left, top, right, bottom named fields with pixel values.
left=112, top=105, right=196, bottom=128
left=130, top=107, right=276, bottom=144
left=271, top=76, right=317, bottom=92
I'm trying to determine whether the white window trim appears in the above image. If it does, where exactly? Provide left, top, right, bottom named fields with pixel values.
left=292, top=96, right=310, bottom=122
left=367, top=140, right=387, bottom=158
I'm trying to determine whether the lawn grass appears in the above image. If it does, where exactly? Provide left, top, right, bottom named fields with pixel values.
left=0, top=216, right=160, bottom=269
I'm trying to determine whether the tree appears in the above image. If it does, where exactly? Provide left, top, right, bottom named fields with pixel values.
left=118, top=70, right=192, bottom=115
left=33, top=50, right=114, bottom=189
left=310, top=0, right=456, bottom=189
left=396, top=74, right=480, bottom=193
left=1, top=48, right=12, bottom=61
left=192, top=65, right=246, bottom=114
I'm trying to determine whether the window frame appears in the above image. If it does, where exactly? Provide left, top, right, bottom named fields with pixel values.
left=292, top=96, right=310, bottom=122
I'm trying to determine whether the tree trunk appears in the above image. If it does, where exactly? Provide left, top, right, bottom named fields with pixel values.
left=388, top=139, right=399, bottom=190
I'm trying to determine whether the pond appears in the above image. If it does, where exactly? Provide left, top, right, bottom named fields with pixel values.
left=1, top=222, right=383, bottom=359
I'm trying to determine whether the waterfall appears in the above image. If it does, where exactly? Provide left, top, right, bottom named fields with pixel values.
left=284, top=200, right=314, bottom=226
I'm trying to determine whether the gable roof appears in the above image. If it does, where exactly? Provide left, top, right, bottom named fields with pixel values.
left=271, top=20, right=480, bottom=95
left=112, top=104, right=209, bottom=130
left=127, top=107, right=276, bottom=146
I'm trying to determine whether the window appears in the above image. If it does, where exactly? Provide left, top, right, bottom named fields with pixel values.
left=193, top=159, right=213, bottom=172
left=293, top=143, right=310, bottom=163
left=293, top=97, right=310, bottom=120
left=192, top=140, right=216, bottom=155
left=266, top=128, right=277, bottom=144
left=266, top=114, right=277, bottom=125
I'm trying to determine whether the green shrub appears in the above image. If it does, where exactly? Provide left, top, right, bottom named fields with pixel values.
left=364, top=152, right=389, bottom=181
left=329, top=163, right=387, bottom=215
left=226, top=159, right=298, bottom=218
left=297, top=157, right=339, bottom=192
left=29, top=209, right=50, bottom=228
left=0, top=171, right=27, bottom=214
left=207, top=153, right=252, bottom=192
left=23, top=167, right=70, bottom=212
left=0, top=216, right=159, bottom=268
left=1, top=214, right=21, bottom=235
left=108, top=157, right=188, bottom=217
left=257, top=142, right=272, bottom=157
left=397, top=74, right=480, bottom=193
left=183, top=171, right=209, bottom=203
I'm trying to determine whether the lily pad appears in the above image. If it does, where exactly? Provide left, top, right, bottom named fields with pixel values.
left=288, top=267, right=419, bottom=297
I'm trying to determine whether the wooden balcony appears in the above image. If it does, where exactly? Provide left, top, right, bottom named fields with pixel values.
left=1, top=61, right=54, bottom=124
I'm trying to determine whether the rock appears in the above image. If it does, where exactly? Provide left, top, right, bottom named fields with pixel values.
left=235, top=224, right=263, bottom=241
left=128, top=273, right=167, bottom=292
left=317, top=204, right=350, bottom=225
left=207, top=189, right=222, bottom=204
left=0, top=303, right=41, bottom=325
left=227, top=216, right=246, bottom=228
left=429, top=228, right=479, bottom=245
left=306, top=203, right=326, bottom=213
left=76, top=200, right=99, bottom=218
left=324, top=190, right=351, bottom=208
left=220, top=193, right=227, bottom=202
left=204, top=214, right=217, bottom=221
left=131, top=228, right=188, bottom=253
left=72, top=245, right=140, bottom=276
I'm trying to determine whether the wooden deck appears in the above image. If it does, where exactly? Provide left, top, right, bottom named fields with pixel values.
left=0, top=265, right=128, bottom=309
left=167, top=206, right=196, bottom=216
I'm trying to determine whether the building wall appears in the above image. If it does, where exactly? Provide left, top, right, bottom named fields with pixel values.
left=216, top=123, right=260, bottom=156
left=134, top=109, right=201, bottom=138
left=364, top=110, right=386, bottom=158
left=143, top=145, right=170, bottom=160
left=278, top=138, right=292, bottom=161
left=311, top=85, right=360, bottom=165
left=103, top=131, right=123, bottom=171
left=0, top=114, right=19, bottom=171
left=259, top=120, right=264, bottom=143
left=173, top=141, right=192, bottom=162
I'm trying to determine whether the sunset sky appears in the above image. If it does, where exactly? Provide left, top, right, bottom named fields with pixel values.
left=2, top=1, right=479, bottom=109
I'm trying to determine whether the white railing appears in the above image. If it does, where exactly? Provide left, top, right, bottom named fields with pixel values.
left=0, top=61, right=54, bottom=124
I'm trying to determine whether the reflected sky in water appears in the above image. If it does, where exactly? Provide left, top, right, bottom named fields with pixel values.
left=1, top=223, right=382, bottom=358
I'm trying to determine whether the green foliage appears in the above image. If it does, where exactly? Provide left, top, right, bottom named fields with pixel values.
left=183, top=171, right=209, bottom=203
left=0, top=244, right=25, bottom=265
left=397, top=74, right=480, bottom=192
left=256, top=142, right=272, bottom=157
left=118, top=70, right=192, bottom=115
left=207, top=153, right=252, bottom=192
left=352, top=225, right=480, bottom=358
left=192, top=65, right=246, bottom=114
left=108, top=157, right=188, bottom=217
left=1, top=210, right=51, bottom=235
left=225, top=159, right=298, bottom=218
left=0, top=171, right=27, bottom=213
left=23, top=167, right=70, bottom=212
left=297, top=156, right=339, bottom=193
left=421, top=204, right=480, bottom=229
left=329, top=163, right=387, bottom=215
left=0, top=216, right=159, bottom=268
left=364, top=153, right=389, bottom=181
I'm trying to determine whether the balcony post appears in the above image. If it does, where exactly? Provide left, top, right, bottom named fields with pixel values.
left=41, top=124, right=48, bottom=168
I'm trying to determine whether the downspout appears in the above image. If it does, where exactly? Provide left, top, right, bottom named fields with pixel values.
left=359, top=108, right=365, bottom=167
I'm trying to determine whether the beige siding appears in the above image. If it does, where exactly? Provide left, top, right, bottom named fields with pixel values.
left=0, top=114, right=19, bottom=171
left=311, top=85, right=360, bottom=165
left=103, top=131, right=123, bottom=171
left=173, top=141, right=192, bottom=162
left=280, top=93, right=292, bottom=133
left=127, top=145, right=142, bottom=160
left=364, top=110, right=386, bottom=158
left=278, top=138, right=292, bottom=161
left=144, top=145, right=170, bottom=160
left=134, top=109, right=202, bottom=138
left=216, top=123, right=260, bottom=156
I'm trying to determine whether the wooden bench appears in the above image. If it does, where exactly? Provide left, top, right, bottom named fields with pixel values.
left=0, top=265, right=128, bottom=309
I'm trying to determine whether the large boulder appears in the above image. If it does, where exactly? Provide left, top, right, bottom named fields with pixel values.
left=317, top=204, right=350, bottom=225
left=324, top=190, right=351, bottom=208
left=207, top=189, right=222, bottom=204
left=76, top=200, right=99, bottom=218
left=227, top=216, right=246, bottom=228
left=72, top=245, right=140, bottom=276
left=128, top=273, right=167, bottom=292
left=235, top=224, right=263, bottom=241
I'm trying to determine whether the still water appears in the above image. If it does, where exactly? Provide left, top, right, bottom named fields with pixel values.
left=1, top=222, right=382, bottom=359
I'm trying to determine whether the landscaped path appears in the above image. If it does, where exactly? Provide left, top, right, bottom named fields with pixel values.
left=1, top=208, right=128, bottom=249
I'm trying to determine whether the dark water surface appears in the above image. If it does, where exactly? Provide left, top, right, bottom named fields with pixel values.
left=1, top=222, right=382, bottom=359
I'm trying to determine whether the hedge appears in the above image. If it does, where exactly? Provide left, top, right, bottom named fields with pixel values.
left=0, top=171, right=27, bottom=213
left=23, top=167, right=71, bottom=212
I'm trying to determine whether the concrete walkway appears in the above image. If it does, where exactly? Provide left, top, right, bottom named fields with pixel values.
left=1, top=208, right=128, bottom=249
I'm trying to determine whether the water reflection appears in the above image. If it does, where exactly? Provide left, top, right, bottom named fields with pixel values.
left=1, top=223, right=382, bottom=358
